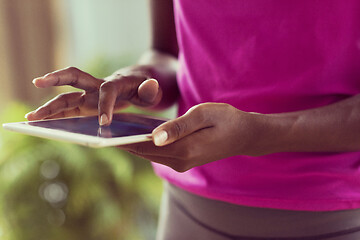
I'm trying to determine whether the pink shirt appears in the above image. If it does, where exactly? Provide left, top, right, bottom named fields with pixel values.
left=153, top=0, right=360, bottom=211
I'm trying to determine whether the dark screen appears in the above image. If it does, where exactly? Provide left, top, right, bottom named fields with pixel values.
left=26, top=114, right=166, bottom=138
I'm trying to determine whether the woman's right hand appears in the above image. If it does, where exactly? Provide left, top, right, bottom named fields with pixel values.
left=25, top=66, right=162, bottom=125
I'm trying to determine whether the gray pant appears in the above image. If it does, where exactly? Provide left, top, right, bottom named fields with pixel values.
left=156, top=183, right=360, bottom=240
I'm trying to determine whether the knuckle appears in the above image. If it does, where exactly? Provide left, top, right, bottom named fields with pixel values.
left=56, top=94, right=70, bottom=108
left=38, top=107, right=52, bottom=117
left=45, top=73, right=60, bottom=86
left=115, top=78, right=137, bottom=99
left=79, top=94, right=86, bottom=106
left=119, top=75, right=132, bottom=82
left=172, top=120, right=187, bottom=139
left=221, top=102, right=233, bottom=111
left=195, top=106, right=207, bottom=123
left=65, top=66, right=79, bottom=73
left=190, top=103, right=209, bottom=125
left=65, top=67, right=80, bottom=86
left=100, top=81, right=116, bottom=93
left=194, top=103, right=207, bottom=112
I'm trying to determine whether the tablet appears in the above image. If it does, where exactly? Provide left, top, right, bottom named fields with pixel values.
left=2, top=113, right=168, bottom=148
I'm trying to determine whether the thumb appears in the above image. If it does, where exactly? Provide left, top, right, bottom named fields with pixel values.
left=137, top=78, right=161, bottom=105
left=152, top=107, right=211, bottom=146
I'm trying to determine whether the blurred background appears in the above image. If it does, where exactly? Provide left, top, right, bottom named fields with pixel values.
left=0, top=1, right=175, bottom=239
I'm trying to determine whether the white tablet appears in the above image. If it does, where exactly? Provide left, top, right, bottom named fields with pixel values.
left=2, top=113, right=168, bottom=148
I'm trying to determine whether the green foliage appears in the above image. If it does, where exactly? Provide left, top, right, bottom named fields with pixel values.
left=0, top=103, right=163, bottom=240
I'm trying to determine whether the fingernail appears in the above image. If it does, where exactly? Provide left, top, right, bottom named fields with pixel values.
left=32, top=78, right=42, bottom=88
left=100, top=114, right=108, bottom=126
left=153, top=130, right=168, bottom=146
left=25, top=111, right=34, bottom=119
left=32, top=77, right=41, bottom=84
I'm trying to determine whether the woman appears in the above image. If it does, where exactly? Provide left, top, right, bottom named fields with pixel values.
left=27, top=0, right=360, bottom=239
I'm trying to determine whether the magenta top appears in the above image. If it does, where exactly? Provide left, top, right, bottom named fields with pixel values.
left=153, top=0, right=360, bottom=211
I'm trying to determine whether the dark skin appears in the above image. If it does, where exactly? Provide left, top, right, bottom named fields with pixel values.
left=26, top=0, right=360, bottom=172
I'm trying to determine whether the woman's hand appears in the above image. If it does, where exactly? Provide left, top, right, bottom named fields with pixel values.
left=119, top=103, right=265, bottom=172
left=25, top=65, right=162, bottom=125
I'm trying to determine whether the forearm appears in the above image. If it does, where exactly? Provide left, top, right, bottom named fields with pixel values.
left=138, top=49, right=179, bottom=109
left=253, top=95, right=360, bottom=155
left=142, top=0, right=179, bottom=109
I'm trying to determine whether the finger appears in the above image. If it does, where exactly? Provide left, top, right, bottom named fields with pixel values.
left=152, top=106, right=213, bottom=146
left=119, top=141, right=180, bottom=158
left=126, top=151, right=193, bottom=172
left=112, top=76, right=161, bottom=107
left=33, top=67, right=103, bottom=92
left=123, top=150, right=181, bottom=171
left=25, top=92, right=84, bottom=121
left=120, top=128, right=210, bottom=159
left=98, top=81, right=119, bottom=126
left=97, top=127, right=113, bottom=138
left=127, top=79, right=162, bottom=107
left=44, top=107, right=82, bottom=120
left=120, top=129, right=214, bottom=172
left=137, top=79, right=162, bottom=105
left=98, top=77, right=160, bottom=126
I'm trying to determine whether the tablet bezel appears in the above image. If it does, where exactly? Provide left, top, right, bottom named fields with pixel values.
left=2, top=113, right=168, bottom=148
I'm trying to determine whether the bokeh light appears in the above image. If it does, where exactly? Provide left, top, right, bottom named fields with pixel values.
left=40, top=160, right=60, bottom=180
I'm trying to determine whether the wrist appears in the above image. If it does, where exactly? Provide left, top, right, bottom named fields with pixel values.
left=138, top=50, right=179, bottom=109
left=138, top=49, right=178, bottom=69
left=236, top=111, right=297, bottom=156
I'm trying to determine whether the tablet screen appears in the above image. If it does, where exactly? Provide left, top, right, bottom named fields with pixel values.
left=26, top=114, right=166, bottom=138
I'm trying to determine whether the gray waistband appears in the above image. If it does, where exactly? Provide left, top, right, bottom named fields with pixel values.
left=166, top=183, right=360, bottom=238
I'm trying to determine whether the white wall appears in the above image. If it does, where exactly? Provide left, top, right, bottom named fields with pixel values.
left=65, top=0, right=150, bottom=69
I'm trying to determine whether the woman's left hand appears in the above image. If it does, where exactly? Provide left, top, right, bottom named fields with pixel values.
left=119, top=103, right=266, bottom=172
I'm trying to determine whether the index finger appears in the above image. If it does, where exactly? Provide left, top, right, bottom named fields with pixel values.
left=33, top=67, right=103, bottom=92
